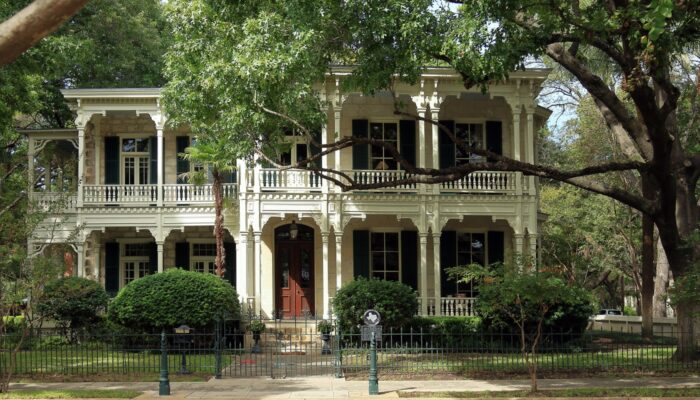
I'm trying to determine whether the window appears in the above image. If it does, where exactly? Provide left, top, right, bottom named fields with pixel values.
left=121, top=138, right=150, bottom=185
left=455, top=123, right=485, bottom=165
left=122, top=242, right=150, bottom=285
left=191, top=242, right=216, bottom=274
left=370, top=122, right=398, bottom=170
left=447, top=232, right=486, bottom=297
left=277, top=135, right=310, bottom=167
left=370, top=232, right=400, bottom=281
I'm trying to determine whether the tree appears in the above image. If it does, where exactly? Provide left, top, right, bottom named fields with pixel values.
left=0, top=0, right=89, bottom=67
left=163, top=1, right=700, bottom=359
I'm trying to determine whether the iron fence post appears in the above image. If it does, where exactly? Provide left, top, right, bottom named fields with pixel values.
left=335, top=326, right=343, bottom=378
left=215, top=318, right=222, bottom=379
left=159, top=329, right=170, bottom=396
left=368, top=331, right=378, bottom=395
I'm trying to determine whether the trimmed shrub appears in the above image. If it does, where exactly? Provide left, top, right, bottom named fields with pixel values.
left=108, top=268, right=240, bottom=331
left=37, top=277, right=109, bottom=336
left=407, top=316, right=482, bottom=334
left=332, top=277, right=418, bottom=333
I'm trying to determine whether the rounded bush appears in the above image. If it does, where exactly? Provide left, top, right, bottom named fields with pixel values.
left=332, top=277, right=418, bottom=333
left=108, top=269, right=240, bottom=331
left=37, top=277, right=109, bottom=332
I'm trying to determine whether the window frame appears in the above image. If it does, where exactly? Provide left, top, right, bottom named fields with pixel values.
left=117, top=134, right=152, bottom=185
left=277, top=135, right=310, bottom=167
left=446, top=230, right=489, bottom=298
left=369, top=229, right=402, bottom=282
left=453, top=120, right=486, bottom=166
left=368, top=121, right=401, bottom=171
left=189, top=239, right=217, bottom=274
left=118, top=239, right=152, bottom=287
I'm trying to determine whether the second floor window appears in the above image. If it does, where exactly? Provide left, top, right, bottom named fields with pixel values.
left=455, top=123, right=485, bottom=165
left=121, top=138, right=150, bottom=185
left=370, top=122, right=399, bottom=170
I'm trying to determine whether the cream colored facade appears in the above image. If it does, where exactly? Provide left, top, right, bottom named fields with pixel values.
left=28, top=67, right=550, bottom=319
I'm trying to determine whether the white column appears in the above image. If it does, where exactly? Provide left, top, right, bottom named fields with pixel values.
left=94, top=129, right=101, bottom=185
left=419, top=233, right=429, bottom=315
left=94, top=243, right=101, bottom=284
left=432, top=233, right=441, bottom=316
left=526, top=109, right=536, bottom=195
left=246, top=233, right=255, bottom=312
left=253, top=231, right=262, bottom=315
left=512, top=109, right=523, bottom=196
left=335, top=232, right=343, bottom=293
left=27, top=138, right=34, bottom=195
left=321, top=115, right=329, bottom=193
left=76, top=243, right=85, bottom=277
left=236, top=233, right=249, bottom=301
left=321, top=232, right=330, bottom=319
left=77, top=128, right=85, bottom=207
left=514, top=234, right=525, bottom=258
left=156, top=241, right=164, bottom=273
left=431, top=110, right=440, bottom=170
left=156, top=127, right=164, bottom=206
left=334, top=108, right=342, bottom=191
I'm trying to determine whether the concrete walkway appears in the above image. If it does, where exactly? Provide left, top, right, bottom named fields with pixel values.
left=10, top=376, right=700, bottom=399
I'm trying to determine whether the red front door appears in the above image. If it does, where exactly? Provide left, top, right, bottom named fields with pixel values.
left=276, top=241, right=315, bottom=318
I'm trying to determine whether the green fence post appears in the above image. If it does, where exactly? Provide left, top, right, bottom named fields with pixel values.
left=335, top=326, right=343, bottom=378
left=368, top=331, right=378, bottom=395
left=159, top=329, right=170, bottom=396
left=215, top=318, right=222, bottom=379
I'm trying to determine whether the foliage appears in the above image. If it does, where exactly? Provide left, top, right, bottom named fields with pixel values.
left=407, top=316, right=481, bottom=334
left=37, top=277, right=109, bottom=338
left=332, top=277, right=418, bottom=333
left=623, top=306, right=638, bottom=316
left=247, top=319, right=266, bottom=333
left=108, top=269, right=240, bottom=331
left=316, top=320, right=334, bottom=334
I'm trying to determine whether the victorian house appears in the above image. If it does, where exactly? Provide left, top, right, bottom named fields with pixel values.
left=26, top=67, right=550, bottom=320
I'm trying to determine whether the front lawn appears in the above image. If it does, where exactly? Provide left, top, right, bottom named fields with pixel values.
left=0, top=389, right=141, bottom=399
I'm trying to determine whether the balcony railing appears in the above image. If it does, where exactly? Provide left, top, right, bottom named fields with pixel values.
left=82, top=184, right=237, bottom=206
left=420, top=297, right=477, bottom=317
left=253, top=169, right=323, bottom=191
left=440, top=171, right=516, bottom=194
left=347, top=170, right=418, bottom=192
left=31, top=192, right=77, bottom=212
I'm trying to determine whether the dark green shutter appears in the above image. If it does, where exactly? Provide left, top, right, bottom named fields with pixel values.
left=486, top=121, right=503, bottom=158
left=104, top=137, right=119, bottom=184
left=487, top=231, right=505, bottom=265
left=149, top=136, right=157, bottom=184
left=440, top=230, right=457, bottom=296
left=353, top=230, right=370, bottom=279
left=148, top=241, right=157, bottom=275
left=105, top=242, right=119, bottom=295
left=221, top=170, right=236, bottom=183
left=399, top=120, right=416, bottom=168
left=438, top=120, right=455, bottom=168
left=352, top=119, right=369, bottom=169
left=224, top=242, right=236, bottom=288
left=401, top=230, right=418, bottom=290
left=175, top=241, right=189, bottom=269
left=176, top=136, right=190, bottom=184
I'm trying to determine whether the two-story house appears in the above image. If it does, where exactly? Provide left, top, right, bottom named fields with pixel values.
left=26, top=67, right=550, bottom=320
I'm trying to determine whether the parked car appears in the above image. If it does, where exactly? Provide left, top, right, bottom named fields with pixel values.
left=597, top=309, right=623, bottom=316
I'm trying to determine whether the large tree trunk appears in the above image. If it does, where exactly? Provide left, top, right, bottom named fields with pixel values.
left=212, top=169, right=225, bottom=278
left=641, top=179, right=655, bottom=338
left=653, top=233, right=671, bottom=318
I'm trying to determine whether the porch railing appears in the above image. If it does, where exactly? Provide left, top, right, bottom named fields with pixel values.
left=346, top=170, right=418, bottom=192
left=420, top=297, right=477, bottom=317
left=31, top=192, right=77, bottom=212
left=440, top=171, right=516, bottom=194
left=252, top=168, right=323, bottom=191
left=162, top=184, right=237, bottom=204
left=83, top=184, right=158, bottom=205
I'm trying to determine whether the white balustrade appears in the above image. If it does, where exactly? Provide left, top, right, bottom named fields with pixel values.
left=162, top=184, right=237, bottom=204
left=82, top=184, right=237, bottom=206
left=31, top=192, right=77, bottom=212
left=419, top=297, right=477, bottom=317
left=440, top=171, right=516, bottom=194
left=347, top=170, right=418, bottom=191
left=259, top=168, right=322, bottom=191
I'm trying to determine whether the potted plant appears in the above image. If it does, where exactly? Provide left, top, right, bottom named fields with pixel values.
left=248, top=319, right=266, bottom=354
left=317, top=320, right=334, bottom=355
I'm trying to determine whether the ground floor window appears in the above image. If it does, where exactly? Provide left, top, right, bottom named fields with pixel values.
left=121, top=242, right=151, bottom=285
left=191, top=242, right=216, bottom=274
left=448, top=232, right=486, bottom=297
left=370, top=231, right=400, bottom=281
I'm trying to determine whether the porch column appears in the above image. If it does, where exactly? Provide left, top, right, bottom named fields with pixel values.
left=419, top=233, right=429, bottom=315
left=77, top=127, right=85, bottom=207
left=529, top=234, right=538, bottom=264
left=335, top=232, right=342, bottom=293
left=246, top=233, right=255, bottom=313
left=321, top=113, right=329, bottom=193
left=76, top=243, right=85, bottom=277
left=512, top=105, right=523, bottom=196
left=430, top=108, right=441, bottom=195
left=432, top=232, right=441, bottom=316
left=27, top=138, right=34, bottom=195
left=156, top=126, right=164, bottom=206
left=253, top=231, right=262, bottom=315
left=333, top=78, right=343, bottom=192
left=236, top=233, right=249, bottom=302
left=321, top=232, right=330, bottom=319
left=94, top=242, right=101, bottom=283
left=513, top=233, right=525, bottom=258
left=526, top=108, right=536, bottom=195
left=156, top=240, right=164, bottom=273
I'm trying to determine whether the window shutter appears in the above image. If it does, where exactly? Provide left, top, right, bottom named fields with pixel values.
left=176, top=136, right=190, bottom=184
left=148, top=241, right=158, bottom=275
left=353, top=230, right=370, bottom=279
left=440, top=230, right=457, bottom=296
left=487, top=231, right=505, bottom=266
left=104, top=137, right=119, bottom=184
left=175, top=241, right=189, bottom=269
left=438, top=120, right=455, bottom=168
left=399, top=120, right=416, bottom=168
left=486, top=121, right=503, bottom=159
left=149, top=136, right=158, bottom=184
left=105, top=242, right=119, bottom=295
left=352, top=119, right=369, bottom=170
left=224, top=242, right=236, bottom=288
left=221, top=170, right=236, bottom=184
left=401, top=230, right=418, bottom=290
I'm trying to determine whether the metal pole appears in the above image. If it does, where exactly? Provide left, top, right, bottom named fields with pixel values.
left=159, top=329, right=170, bottom=396
left=215, top=318, right=222, bottom=379
left=368, top=331, right=378, bottom=395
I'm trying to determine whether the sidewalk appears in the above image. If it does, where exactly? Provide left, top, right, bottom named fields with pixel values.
left=10, top=376, right=700, bottom=399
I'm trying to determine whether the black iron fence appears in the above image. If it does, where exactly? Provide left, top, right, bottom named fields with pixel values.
left=1, top=324, right=697, bottom=379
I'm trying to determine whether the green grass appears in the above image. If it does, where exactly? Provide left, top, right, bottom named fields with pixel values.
left=398, top=387, right=700, bottom=398
left=0, top=389, right=141, bottom=399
